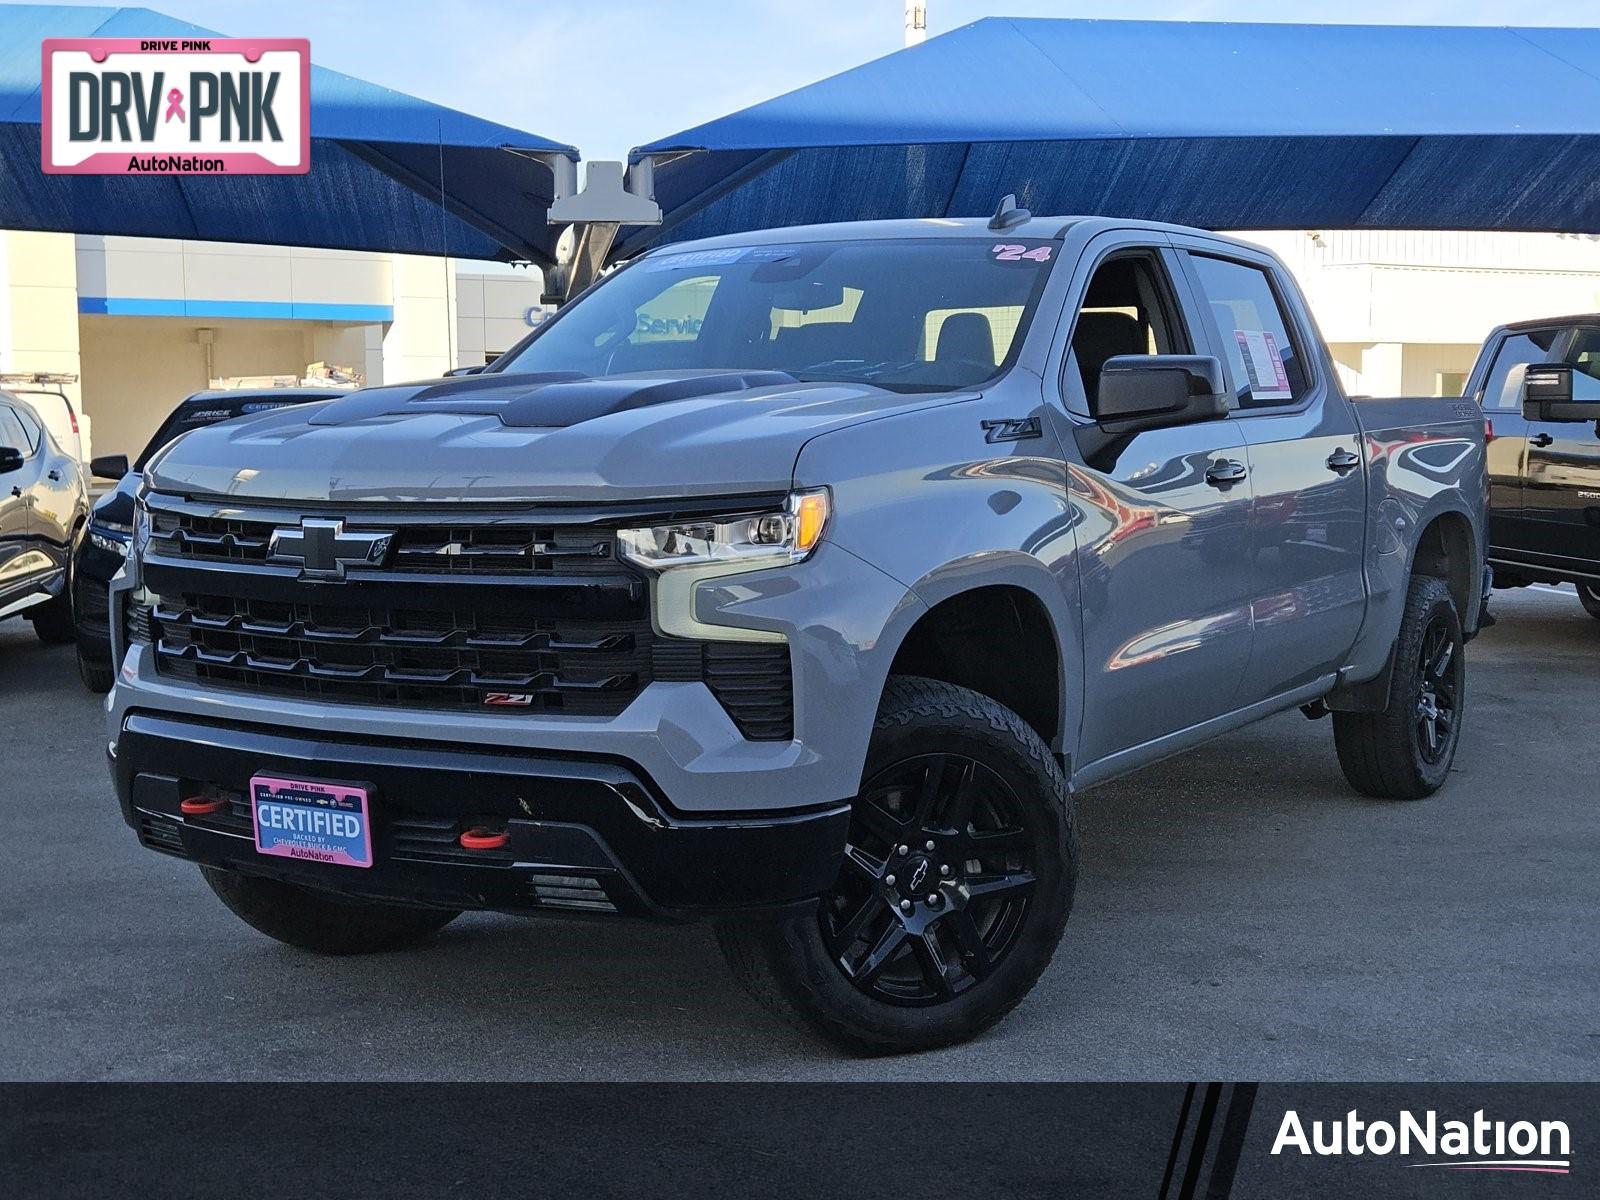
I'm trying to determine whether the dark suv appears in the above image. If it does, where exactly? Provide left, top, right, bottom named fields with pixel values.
left=73, top=389, right=342, bottom=690
left=1466, top=316, right=1600, bottom=617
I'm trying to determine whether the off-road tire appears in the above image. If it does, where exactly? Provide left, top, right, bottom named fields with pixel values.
left=717, top=676, right=1077, bottom=1055
left=28, top=588, right=75, bottom=645
left=1578, top=582, right=1600, bottom=620
left=1333, top=575, right=1464, bottom=799
left=76, top=646, right=114, bottom=693
left=200, top=867, right=460, bottom=955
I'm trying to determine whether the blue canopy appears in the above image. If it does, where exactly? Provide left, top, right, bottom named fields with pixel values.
left=628, top=18, right=1600, bottom=255
left=0, top=5, right=576, bottom=263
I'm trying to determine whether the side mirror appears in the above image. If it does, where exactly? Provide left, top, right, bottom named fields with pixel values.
left=1096, top=355, right=1231, bottom=433
left=0, top=447, right=22, bottom=475
left=1521, top=362, right=1598, bottom=422
left=444, top=364, right=486, bottom=377
left=90, top=453, right=130, bottom=481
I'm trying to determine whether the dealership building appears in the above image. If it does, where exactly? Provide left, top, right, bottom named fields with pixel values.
left=0, top=230, right=543, bottom=462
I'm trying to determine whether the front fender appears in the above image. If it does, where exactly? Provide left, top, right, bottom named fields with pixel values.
left=795, top=394, right=1084, bottom=757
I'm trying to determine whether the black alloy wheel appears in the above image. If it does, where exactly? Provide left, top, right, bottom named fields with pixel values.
left=1333, top=574, right=1465, bottom=800
left=1414, top=614, right=1461, bottom=765
left=716, top=677, right=1076, bottom=1054
left=822, top=753, right=1036, bottom=1005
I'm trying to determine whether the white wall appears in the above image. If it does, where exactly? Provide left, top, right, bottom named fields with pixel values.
left=1238, top=230, right=1600, bottom=395
left=0, top=231, right=84, bottom=451
left=455, top=267, right=544, bottom=367
left=383, top=254, right=455, bottom=384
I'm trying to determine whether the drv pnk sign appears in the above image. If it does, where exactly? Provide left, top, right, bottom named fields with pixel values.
left=42, top=38, right=309, bottom=175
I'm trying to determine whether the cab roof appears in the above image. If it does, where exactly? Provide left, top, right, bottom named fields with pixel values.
left=637, top=215, right=1256, bottom=259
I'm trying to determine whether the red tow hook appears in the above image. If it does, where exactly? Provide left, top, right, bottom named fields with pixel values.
left=459, top=826, right=511, bottom=851
left=179, top=794, right=227, bottom=816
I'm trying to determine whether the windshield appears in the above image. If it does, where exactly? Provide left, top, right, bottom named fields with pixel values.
left=495, top=238, right=1060, bottom=393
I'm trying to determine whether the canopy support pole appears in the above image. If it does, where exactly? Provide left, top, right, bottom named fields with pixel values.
left=545, top=222, right=620, bottom=304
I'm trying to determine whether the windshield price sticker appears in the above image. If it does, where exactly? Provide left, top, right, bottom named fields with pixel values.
left=644, top=246, right=798, bottom=272
left=1233, top=328, right=1293, bottom=400
left=42, top=37, right=310, bottom=175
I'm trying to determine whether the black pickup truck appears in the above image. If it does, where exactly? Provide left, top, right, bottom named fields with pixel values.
left=1467, top=315, right=1600, bottom=617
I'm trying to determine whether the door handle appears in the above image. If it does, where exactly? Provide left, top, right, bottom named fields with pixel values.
left=8, top=486, right=19, bottom=498
left=1325, top=448, right=1361, bottom=475
left=1529, top=432, right=1554, bottom=448
left=47, top=469, right=61, bottom=481
left=1205, top=458, right=1248, bottom=488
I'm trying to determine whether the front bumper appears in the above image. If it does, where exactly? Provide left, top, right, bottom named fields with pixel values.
left=112, top=711, right=850, bottom=920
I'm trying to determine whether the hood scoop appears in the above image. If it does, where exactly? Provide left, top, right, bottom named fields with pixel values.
left=308, top=370, right=800, bottom=430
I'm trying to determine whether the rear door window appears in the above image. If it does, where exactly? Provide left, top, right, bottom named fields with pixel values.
left=1188, top=254, right=1309, bottom=409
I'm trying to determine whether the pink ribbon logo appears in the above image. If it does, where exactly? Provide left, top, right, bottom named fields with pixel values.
left=164, top=88, right=185, bottom=123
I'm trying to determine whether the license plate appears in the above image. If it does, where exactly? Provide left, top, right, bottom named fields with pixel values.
left=250, top=774, right=373, bottom=869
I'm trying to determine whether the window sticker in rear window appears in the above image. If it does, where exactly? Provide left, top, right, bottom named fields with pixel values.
left=1232, top=328, right=1293, bottom=402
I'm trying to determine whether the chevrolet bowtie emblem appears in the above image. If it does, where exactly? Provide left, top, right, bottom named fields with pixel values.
left=268, top=518, right=393, bottom=579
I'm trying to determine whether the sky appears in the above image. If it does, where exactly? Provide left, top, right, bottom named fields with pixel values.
left=24, top=0, right=1600, bottom=161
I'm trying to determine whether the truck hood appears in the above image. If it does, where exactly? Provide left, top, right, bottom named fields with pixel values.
left=145, top=371, right=970, bottom=504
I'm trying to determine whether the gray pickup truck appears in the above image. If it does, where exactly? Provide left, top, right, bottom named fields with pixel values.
left=108, top=213, right=1486, bottom=1053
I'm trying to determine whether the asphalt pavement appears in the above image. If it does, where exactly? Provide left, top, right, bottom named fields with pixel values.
left=1, top=585, right=1596, bottom=1081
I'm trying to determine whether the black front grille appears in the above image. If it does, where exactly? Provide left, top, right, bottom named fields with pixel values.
left=152, top=593, right=651, bottom=716
left=149, top=508, right=620, bottom=576
left=142, top=496, right=795, bottom=738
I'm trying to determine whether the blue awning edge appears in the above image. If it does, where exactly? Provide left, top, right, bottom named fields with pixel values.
left=1, top=5, right=578, bottom=263
left=625, top=17, right=1600, bottom=255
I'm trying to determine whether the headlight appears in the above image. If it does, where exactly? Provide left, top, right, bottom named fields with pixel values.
left=89, top=528, right=130, bottom=557
left=619, top=489, right=829, bottom=572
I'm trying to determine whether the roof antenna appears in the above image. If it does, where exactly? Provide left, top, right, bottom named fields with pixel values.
left=988, top=193, right=1031, bottom=231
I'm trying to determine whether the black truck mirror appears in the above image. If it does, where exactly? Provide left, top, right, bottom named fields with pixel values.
left=0, top=446, right=23, bottom=475
left=1521, top=362, right=1598, bottom=422
left=90, top=453, right=130, bottom=480
left=1095, top=354, right=1232, bottom=434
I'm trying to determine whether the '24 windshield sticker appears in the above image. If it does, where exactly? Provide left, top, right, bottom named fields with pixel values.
left=991, top=243, right=1053, bottom=262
